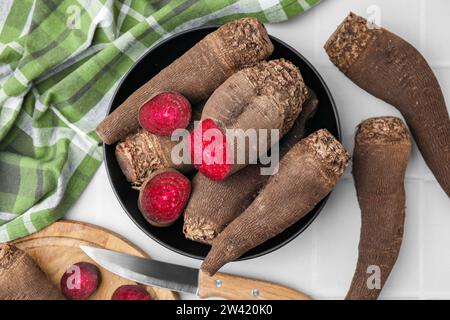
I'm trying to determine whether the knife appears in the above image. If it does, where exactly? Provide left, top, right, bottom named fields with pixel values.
left=80, top=245, right=311, bottom=300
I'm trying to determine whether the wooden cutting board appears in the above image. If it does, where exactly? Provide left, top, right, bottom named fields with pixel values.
left=12, top=220, right=177, bottom=300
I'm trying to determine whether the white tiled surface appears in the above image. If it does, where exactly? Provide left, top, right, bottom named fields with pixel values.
left=67, top=0, right=450, bottom=300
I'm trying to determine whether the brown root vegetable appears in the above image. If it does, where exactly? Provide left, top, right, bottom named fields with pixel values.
left=138, top=169, right=191, bottom=227
left=116, top=129, right=190, bottom=186
left=139, top=91, right=191, bottom=136
left=201, top=129, right=350, bottom=275
left=325, top=12, right=450, bottom=197
left=97, top=17, right=274, bottom=145
left=190, top=59, right=308, bottom=181
left=0, top=244, right=64, bottom=300
left=184, top=165, right=263, bottom=244
left=116, top=102, right=204, bottom=186
left=183, top=91, right=319, bottom=244
left=60, top=262, right=101, bottom=300
left=347, top=117, right=411, bottom=300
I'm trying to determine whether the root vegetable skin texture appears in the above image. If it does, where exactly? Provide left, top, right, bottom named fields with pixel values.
left=325, top=12, right=450, bottom=197
left=60, top=262, right=101, bottom=300
left=190, top=59, right=308, bottom=181
left=97, top=17, right=274, bottom=144
left=347, top=117, right=411, bottom=300
left=183, top=92, right=319, bottom=244
left=201, top=129, right=350, bottom=275
left=139, top=92, right=191, bottom=136
left=138, top=169, right=191, bottom=227
left=0, top=244, right=64, bottom=300
left=111, top=285, right=152, bottom=300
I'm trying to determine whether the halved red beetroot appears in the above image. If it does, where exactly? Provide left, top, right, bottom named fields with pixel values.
left=111, top=285, right=152, bottom=300
left=189, top=119, right=232, bottom=181
left=139, top=91, right=191, bottom=136
left=138, top=169, right=191, bottom=227
left=60, top=262, right=101, bottom=300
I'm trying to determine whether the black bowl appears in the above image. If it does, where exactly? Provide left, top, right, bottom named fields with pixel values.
left=104, top=26, right=340, bottom=261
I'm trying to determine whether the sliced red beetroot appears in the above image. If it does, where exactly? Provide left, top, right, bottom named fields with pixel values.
left=60, top=262, right=101, bottom=300
left=111, top=285, right=152, bottom=300
left=189, top=119, right=232, bottom=181
left=138, top=169, right=191, bottom=227
left=139, top=91, right=191, bottom=136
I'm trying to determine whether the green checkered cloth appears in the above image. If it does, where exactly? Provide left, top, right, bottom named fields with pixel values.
left=0, top=0, right=320, bottom=242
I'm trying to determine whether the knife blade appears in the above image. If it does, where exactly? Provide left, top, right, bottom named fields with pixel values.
left=80, top=245, right=198, bottom=294
left=80, top=245, right=311, bottom=300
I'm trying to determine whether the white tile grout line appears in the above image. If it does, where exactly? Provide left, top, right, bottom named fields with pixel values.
left=313, top=5, right=320, bottom=62
left=314, top=62, right=450, bottom=69
left=419, top=0, right=426, bottom=52
left=340, top=176, right=438, bottom=182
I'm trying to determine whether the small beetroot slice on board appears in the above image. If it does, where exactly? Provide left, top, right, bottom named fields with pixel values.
left=138, top=169, right=191, bottom=227
left=111, top=285, right=152, bottom=300
left=139, top=92, right=191, bottom=136
left=60, top=262, right=101, bottom=300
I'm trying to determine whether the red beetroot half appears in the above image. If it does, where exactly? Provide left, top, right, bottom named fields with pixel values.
left=111, top=285, right=152, bottom=300
left=139, top=91, right=192, bottom=136
left=189, top=119, right=232, bottom=181
left=60, top=262, right=101, bottom=300
left=138, top=169, right=191, bottom=227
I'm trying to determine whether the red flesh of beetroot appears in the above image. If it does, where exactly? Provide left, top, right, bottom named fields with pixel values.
left=139, top=170, right=191, bottom=227
left=189, top=119, right=232, bottom=181
left=111, top=285, right=152, bottom=300
left=139, top=91, right=191, bottom=136
left=60, top=262, right=101, bottom=300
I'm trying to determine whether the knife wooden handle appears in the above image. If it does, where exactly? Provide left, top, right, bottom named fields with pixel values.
left=198, top=270, right=311, bottom=300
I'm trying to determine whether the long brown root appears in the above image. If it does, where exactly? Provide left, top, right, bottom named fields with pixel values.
left=201, top=129, right=349, bottom=275
left=346, top=117, right=411, bottom=300
left=192, top=59, right=308, bottom=181
left=325, top=12, right=450, bottom=197
left=183, top=91, right=319, bottom=244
